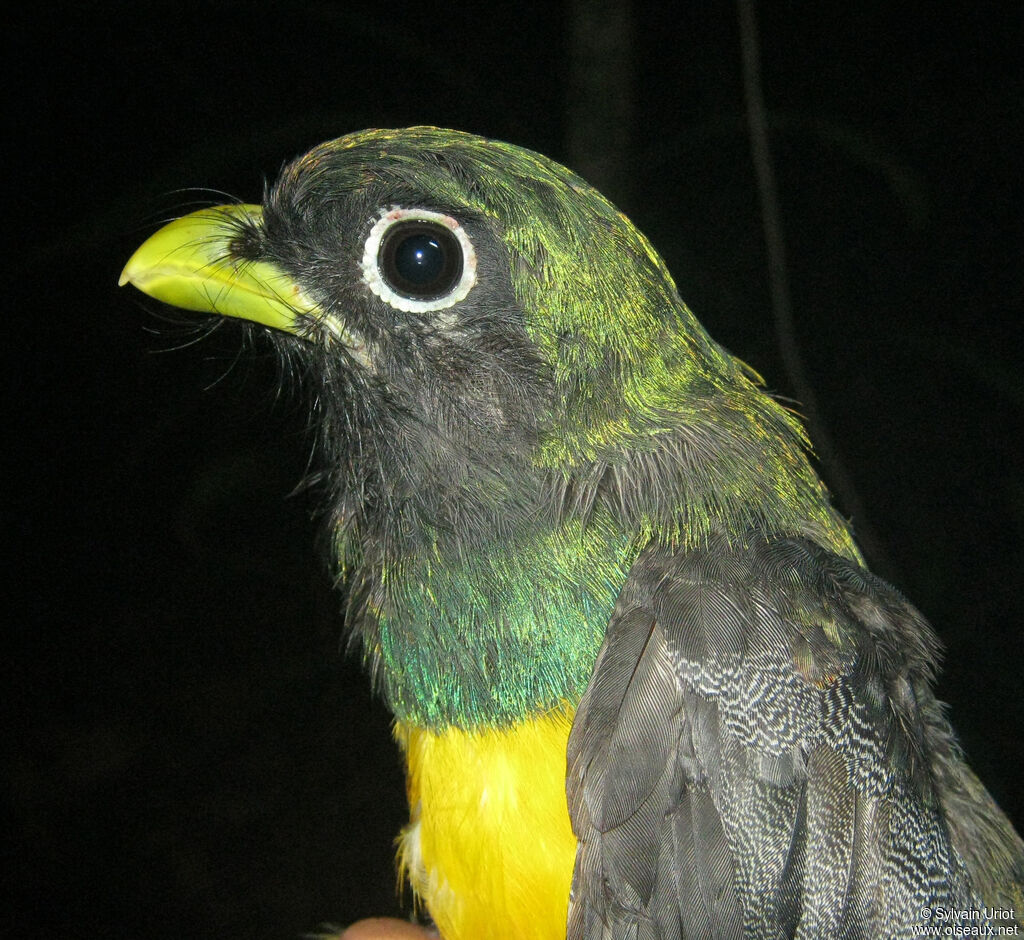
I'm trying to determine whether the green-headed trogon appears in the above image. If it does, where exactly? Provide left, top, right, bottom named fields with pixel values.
left=121, top=127, right=1023, bottom=940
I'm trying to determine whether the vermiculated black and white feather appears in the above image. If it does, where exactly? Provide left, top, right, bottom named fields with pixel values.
left=567, top=531, right=1024, bottom=939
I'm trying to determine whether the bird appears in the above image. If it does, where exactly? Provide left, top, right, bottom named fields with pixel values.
left=121, top=126, right=1023, bottom=940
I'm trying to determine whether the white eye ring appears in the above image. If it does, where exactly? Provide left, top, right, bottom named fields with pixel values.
left=360, top=206, right=477, bottom=313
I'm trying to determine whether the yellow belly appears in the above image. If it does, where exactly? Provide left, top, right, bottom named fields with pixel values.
left=394, top=709, right=578, bottom=940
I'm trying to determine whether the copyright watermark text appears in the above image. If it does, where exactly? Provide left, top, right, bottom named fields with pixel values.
left=913, top=906, right=1019, bottom=936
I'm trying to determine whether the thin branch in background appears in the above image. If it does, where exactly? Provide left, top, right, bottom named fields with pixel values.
left=566, top=0, right=636, bottom=212
left=736, top=0, right=890, bottom=572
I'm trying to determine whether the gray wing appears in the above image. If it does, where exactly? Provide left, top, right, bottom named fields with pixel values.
left=566, top=531, right=1024, bottom=940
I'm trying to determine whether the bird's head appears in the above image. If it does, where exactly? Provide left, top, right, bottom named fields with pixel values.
left=123, top=127, right=850, bottom=567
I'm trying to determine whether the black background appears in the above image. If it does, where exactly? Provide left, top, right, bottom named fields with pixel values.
left=9, top=3, right=1023, bottom=937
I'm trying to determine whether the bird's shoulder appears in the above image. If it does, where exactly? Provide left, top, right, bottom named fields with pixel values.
left=566, top=530, right=1023, bottom=939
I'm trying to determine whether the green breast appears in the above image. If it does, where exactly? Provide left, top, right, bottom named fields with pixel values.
left=365, top=511, right=636, bottom=730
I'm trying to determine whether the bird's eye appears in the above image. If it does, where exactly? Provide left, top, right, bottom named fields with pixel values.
left=361, top=207, right=477, bottom=314
left=380, top=223, right=461, bottom=298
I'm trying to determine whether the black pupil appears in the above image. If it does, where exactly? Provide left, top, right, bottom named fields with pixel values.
left=380, top=222, right=463, bottom=300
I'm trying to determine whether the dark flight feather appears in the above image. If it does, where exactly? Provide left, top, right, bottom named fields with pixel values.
left=567, top=530, right=1024, bottom=939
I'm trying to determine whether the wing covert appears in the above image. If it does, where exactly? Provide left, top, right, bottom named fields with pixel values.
left=566, top=530, right=1021, bottom=939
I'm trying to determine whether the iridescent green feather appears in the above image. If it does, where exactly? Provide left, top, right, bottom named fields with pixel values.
left=368, top=514, right=637, bottom=727
left=282, top=129, right=859, bottom=728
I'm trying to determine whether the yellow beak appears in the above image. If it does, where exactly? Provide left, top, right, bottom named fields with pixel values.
left=119, top=204, right=318, bottom=334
